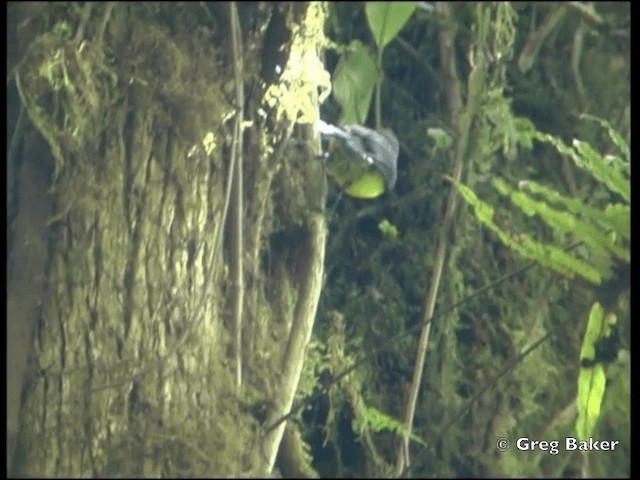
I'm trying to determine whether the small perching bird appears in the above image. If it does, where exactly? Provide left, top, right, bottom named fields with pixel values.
left=318, top=120, right=399, bottom=199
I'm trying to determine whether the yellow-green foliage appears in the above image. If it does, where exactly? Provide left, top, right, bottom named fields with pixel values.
left=576, top=303, right=617, bottom=440
left=453, top=118, right=629, bottom=286
left=263, top=2, right=331, bottom=125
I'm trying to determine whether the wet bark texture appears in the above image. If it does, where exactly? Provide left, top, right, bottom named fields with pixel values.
left=8, top=3, right=326, bottom=476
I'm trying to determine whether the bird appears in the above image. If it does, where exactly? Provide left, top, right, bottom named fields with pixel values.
left=318, top=119, right=399, bottom=199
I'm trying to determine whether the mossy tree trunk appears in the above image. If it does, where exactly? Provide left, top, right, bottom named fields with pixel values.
left=8, top=2, right=326, bottom=477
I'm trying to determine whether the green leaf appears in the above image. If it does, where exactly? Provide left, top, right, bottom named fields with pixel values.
left=365, top=2, right=417, bottom=50
left=580, top=114, right=630, bottom=163
left=534, top=131, right=630, bottom=203
left=451, top=177, right=602, bottom=284
left=361, top=406, right=427, bottom=447
left=604, top=204, right=630, bottom=241
left=576, top=365, right=607, bottom=440
left=495, top=179, right=629, bottom=265
left=513, top=116, right=537, bottom=150
left=427, top=127, right=453, bottom=150
left=332, top=40, right=379, bottom=124
left=573, top=139, right=630, bottom=202
left=519, top=181, right=630, bottom=243
left=378, top=219, right=399, bottom=239
left=576, top=304, right=617, bottom=440
left=451, top=179, right=495, bottom=224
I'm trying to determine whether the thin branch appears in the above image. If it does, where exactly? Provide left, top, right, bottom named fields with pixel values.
left=374, top=49, right=382, bottom=130
left=394, top=2, right=476, bottom=475
left=9, top=103, right=28, bottom=176
left=571, top=19, right=587, bottom=108
left=518, top=5, right=567, bottom=73
left=73, top=2, right=93, bottom=46
left=96, top=2, right=116, bottom=47
left=566, top=1, right=604, bottom=27
left=229, top=1, right=245, bottom=389
left=266, top=254, right=561, bottom=442
left=403, top=332, right=553, bottom=476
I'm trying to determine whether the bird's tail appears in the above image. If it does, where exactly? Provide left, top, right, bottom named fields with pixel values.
left=318, top=119, right=350, bottom=141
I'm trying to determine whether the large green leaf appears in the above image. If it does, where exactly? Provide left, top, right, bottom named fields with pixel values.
left=332, top=40, right=378, bottom=124
left=365, top=2, right=417, bottom=50
left=576, top=304, right=617, bottom=440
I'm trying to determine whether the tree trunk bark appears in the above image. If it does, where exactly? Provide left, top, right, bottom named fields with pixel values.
left=8, top=3, right=327, bottom=476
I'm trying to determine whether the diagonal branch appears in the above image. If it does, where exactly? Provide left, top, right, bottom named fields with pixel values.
left=394, top=2, right=486, bottom=475
left=229, top=1, right=245, bottom=389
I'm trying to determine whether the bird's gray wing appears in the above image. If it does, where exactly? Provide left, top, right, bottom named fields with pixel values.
left=344, top=125, right=399, bottom=189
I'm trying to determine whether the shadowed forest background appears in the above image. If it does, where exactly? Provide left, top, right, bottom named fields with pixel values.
left=7, top=2, right=629, bottom=478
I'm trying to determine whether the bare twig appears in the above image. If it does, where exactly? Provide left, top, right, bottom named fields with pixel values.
left=518, top=5, right=567, bottom=73
left=571, top=20, right=587, bottom=108
left=96, top=2, right=116, bottom=47
left=9, top=102, right=28, bottom=176
left=73, top=2, right=93, bottom=46
left=566, top=1, right=604, bottom=27
left=229, top=2, right=245, bottom=389
left=394, top=2, right=483, bottom=475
